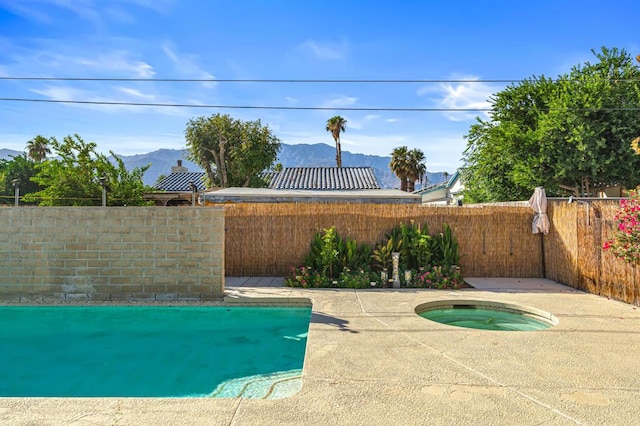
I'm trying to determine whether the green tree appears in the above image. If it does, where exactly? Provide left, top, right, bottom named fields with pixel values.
left=185, top=114, right=281, bottom=187
left=542, top=48, right=640, bottom=195
left=25, top=134, right=152, bottom=206
left=26, top=135, right=52, bottom=162
left=390, top=146, right=426, bottom=192
left=462, top=47, right=640, bottom=202
left=462, top=76, right=558, bottom=202
left=326, top=116, right=347, bottom=168
left=406, top=148, right=427, bottom=192
left=0, top=154, right=42, bottom=205
left=390, top=146, right=409, bottom=191
left=100, top=154, right=153, bottom=206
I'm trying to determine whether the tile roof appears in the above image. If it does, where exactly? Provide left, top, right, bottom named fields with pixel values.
left=153, top=172, right=207, bottom=192
left=269, top=167, right=380, bottom=190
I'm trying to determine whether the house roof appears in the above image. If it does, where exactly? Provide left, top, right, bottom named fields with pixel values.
left=153, top=172, right=207, bottom=192
left=269, top=167, right=380, bottom=190
left=413, top=171, right=460, bottom=195
left=202, top=188, right=420, bottom=204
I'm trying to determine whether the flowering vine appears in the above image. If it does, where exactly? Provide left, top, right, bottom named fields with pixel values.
left=603, top=190, right=640, bottom=266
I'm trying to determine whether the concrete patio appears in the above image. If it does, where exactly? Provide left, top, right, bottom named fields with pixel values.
left=1, top=277, right=639, bottom=425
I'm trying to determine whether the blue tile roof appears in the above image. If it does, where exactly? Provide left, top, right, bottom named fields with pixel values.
left=269, top=167, right=380, bottom=190
left=153, top=172, right=207, bottom=191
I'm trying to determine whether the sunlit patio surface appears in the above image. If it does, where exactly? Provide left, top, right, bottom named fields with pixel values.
left=1, top=277, right=639, bottom=425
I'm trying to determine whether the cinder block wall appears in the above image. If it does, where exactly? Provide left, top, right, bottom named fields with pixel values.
left=0, top=207, right=225, bottom=302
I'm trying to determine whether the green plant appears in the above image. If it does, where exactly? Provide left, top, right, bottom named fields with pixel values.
left=434, top=223, right=460, bottom=266
left=371, top=238, right=395, bottom=271
left=409, top=230, right=433, bottom=268
left=603, top=190, right=640, bottom=265
left=290, top=222, right=463, bottom=290
left=337, top=235, right=369, bottom=271
left=319, top=227, right=340, bottom=277
left=303, top=227, right=340, bottom=278
left=303, top=231, right=324, bottom=271
left=414, top=265, right=464, bottom=289
left=338, top=267, right=376, bottom=288
left=284, top=266, right=327, bottom=288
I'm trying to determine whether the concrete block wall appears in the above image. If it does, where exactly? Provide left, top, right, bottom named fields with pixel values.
left=0, top=207, right=225, bottom=302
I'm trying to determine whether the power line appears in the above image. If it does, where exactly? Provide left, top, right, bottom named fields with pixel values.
left=0, top=97, right=488, bottom=111
left=1, top=97, right=640, bottom=112
left=2, top=77, right=639, bottom=83
left=0, top=77, right=522, bottom=83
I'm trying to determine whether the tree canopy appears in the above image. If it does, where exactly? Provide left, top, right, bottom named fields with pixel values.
left=26, top=135, right=51, bottom=162
left=0, top=154, right=42, bottom=205
left=25, top=134, right=152, bottom=206
left=185, top=113, right=281, bottom=188
left=389, top=146, right=427, bottom=192
left=462, top=47, right=640, bottom=202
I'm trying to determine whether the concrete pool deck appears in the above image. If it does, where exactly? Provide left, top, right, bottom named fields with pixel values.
left=2, top=277, right=640, bottom=425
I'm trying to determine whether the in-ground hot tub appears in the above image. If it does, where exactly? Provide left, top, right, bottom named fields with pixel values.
left=415, top=300, right=558, bottom=331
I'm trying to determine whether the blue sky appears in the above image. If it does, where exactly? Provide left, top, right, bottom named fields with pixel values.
left=0, top=0, right=638, bottom=173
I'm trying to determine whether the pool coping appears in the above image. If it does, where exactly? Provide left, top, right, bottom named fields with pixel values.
left=1, top=277, right=639, bottom=425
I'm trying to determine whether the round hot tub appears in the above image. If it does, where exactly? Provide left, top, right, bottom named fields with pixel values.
left=415, top=300, right=558, bottom=331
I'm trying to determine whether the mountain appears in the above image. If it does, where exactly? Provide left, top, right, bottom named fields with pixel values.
left=1, top=143, right=449, bottom=189
left=0, top=148, right=23, bottom=159
left=276, top=143, right=447, bottom=189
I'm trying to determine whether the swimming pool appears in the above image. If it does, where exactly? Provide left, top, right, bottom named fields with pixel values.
left=0, top=305, right=311, bottom=398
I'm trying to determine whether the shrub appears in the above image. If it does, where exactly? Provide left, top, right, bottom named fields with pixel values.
left=603, top=190, right=640, bottom=266
left=284, top=266, right=327, bottom=288
left=289, top=223, right=464, bottom=289
left=413, top=265, right=464, bottom=289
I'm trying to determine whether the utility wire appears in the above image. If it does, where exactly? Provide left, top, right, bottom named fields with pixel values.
left=1, top=77, right=639, bottom=83
left=0, top=97, right=488, bottom=111
left=0, top=77, right=523, bottom=83
left=1, top=97, right=640, bottom=112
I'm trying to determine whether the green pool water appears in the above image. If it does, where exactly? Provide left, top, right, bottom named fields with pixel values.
left=418, top=306, right=553, bottom=331
left=0, top=305, right=311, bottom=398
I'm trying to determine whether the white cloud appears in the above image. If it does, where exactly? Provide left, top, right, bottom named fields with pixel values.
left=75, top=52, right=156, bottom=78
left=29, top=84, right=186, bottom=116
left=115, top=86, right=157, bottom=100
left=0, top=0, right=173, bottom=25
left=1, top=44, right=156, bottom=78
left=417, top=75, right=498, bottom=122
left=161, top=42, right=216, bottom=88
left=320, top=95, right=358, bottom=109
left=299, top=40, right=348, bottom=61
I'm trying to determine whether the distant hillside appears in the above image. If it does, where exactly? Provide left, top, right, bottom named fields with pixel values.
left=276, top=143, right=446, bottom=189
left=1, top=144, right=449, bottom=189
left=0, top=148, right=23, bottom=159
left=108, top=149, right=200, bottom=186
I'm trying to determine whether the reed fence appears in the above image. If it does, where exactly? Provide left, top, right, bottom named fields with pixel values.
left=546, top=201, right=639, bottom=305
left=224, top=203, right=541, bottom=278
left=224, top=200, right=639, bottom=306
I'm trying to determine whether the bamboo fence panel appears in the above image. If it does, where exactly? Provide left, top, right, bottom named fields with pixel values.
left=224, top=200, right=638, bottom=305
left=546, top=200, right=639, bottom=306
left=224, top=203, right=542, bottom=277
left=595, top=203, right=639, bottom=304
left=545, top=202, right=579, bottom=287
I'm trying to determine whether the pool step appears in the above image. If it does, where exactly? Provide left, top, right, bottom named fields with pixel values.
left=209, top=369, right=302, bottom=399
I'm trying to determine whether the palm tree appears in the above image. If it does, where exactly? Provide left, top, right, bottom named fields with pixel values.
left=26, top=135, right=51, bottom=162
left=406, top=148, right=427, bottom=192
left=389, top=146, right=410, bottom=191
left=326, top=116, right=347, bottom=168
